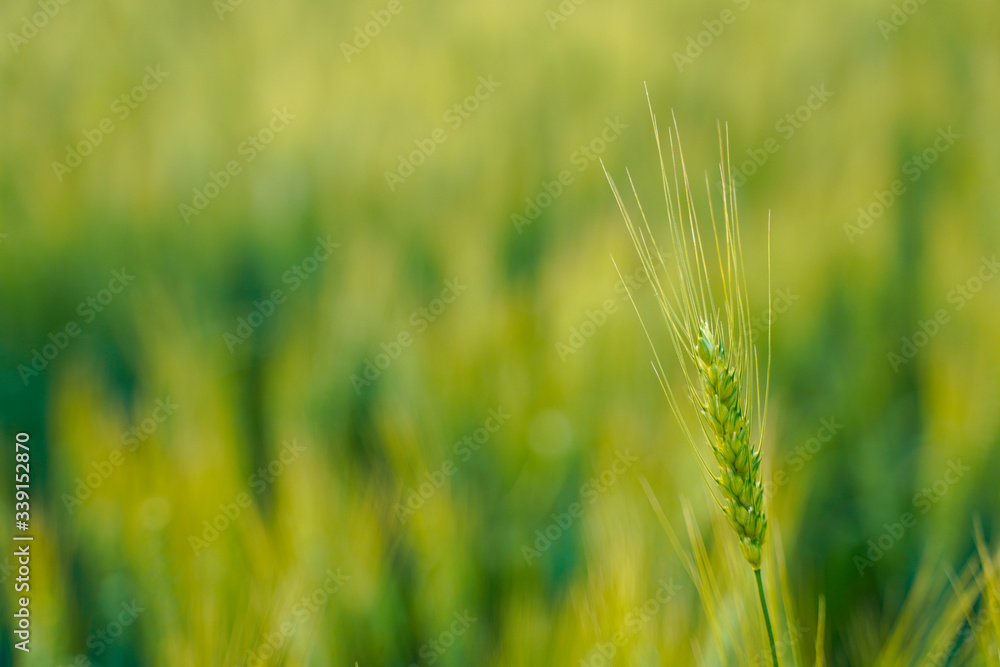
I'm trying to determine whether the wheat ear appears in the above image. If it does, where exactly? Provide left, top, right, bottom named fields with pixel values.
left=603, top=84, right=777, bottom=664
left=695, top=322, right=766, bottom=570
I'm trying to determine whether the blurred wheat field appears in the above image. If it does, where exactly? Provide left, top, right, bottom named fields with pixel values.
left=1, top=0, right=1000, bottom=664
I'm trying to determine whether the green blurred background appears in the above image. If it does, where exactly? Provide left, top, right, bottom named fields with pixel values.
left=1, top=0, right=999, bottom=664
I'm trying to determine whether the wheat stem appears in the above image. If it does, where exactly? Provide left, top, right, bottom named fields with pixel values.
left=755, top=567, right=779, bottom=667
left=606, top=102, right=780, bottom=663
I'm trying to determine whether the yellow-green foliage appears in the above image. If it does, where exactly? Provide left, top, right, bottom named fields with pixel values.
left=1, top=0, right=1000, bottom=664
